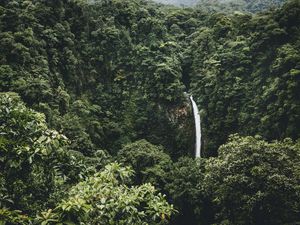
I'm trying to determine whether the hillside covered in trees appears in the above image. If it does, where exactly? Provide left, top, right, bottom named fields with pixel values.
left=154, top=0, right=286, bottom=12
left=0, top=0, right=300, bottom=224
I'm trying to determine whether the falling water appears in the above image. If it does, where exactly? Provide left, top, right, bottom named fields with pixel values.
left=190, top=95, right=201, bottom=158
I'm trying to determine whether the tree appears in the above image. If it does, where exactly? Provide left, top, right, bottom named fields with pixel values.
left=204, top=135, right=300, bottom=224
left=164, top=157, right=213, bottom=225
left=117, top=140, right=172, bottom=187
left=0, top=92, right=68, bottom=215
left=37, top=163, right=175, bottom=225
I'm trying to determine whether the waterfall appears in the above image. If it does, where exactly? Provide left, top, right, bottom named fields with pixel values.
left=190, top=95, right=201, bottom=158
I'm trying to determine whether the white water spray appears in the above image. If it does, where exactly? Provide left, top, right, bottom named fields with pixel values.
left=190, top=95, right=201, bottom=158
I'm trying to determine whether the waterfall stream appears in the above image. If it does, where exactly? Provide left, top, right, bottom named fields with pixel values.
left=190, top=95, right=201, bottom=158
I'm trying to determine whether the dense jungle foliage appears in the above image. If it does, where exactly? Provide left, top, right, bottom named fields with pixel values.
left=0, top=0, right=300, bottom=224
left=155, top=0, right=286, bottom=12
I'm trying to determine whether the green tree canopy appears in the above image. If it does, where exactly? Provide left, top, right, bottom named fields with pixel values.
left=0, top=92, right=68, bottom=216
left=37, top=163, right=175, bottom=225
left=117, top=139, right=172, bottom=187
left=204, top=135, right=300, bottom=224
